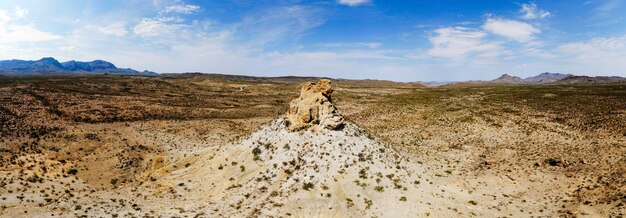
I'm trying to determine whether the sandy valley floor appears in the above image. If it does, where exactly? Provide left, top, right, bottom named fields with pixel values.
left=0, top=75, right=625, bottom=217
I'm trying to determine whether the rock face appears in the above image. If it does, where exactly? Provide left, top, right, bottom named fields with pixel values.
left=286, top=79, right=344, bottom=131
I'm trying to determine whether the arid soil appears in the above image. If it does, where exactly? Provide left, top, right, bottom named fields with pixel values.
left=0, top=74, right=624, bottom=217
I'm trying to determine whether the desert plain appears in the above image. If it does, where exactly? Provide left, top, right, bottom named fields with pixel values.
left=0, top=74, right=624, bottom=217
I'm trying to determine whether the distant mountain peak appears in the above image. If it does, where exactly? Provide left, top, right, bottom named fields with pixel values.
left=61, top=59, right=117, bottom=71
left=40, top=57, right=59, bottom=62
left=484, top=72, right=624, bottom=85
left=524, top=72, right=572, bottom=83
left=492, top=73, right=524, bottom=83
left=497, top=74, right=518, bottom=79
left=36, top=57, right=63, bottom=67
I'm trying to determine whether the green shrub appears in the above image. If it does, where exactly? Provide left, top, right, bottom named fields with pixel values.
left=252, top=147, right=262, bottom=156
left=303, top=182, right=314, bottom=191
left=67, top=168, right=78, bottom=175
left=362, top=198, right=373, bottom=209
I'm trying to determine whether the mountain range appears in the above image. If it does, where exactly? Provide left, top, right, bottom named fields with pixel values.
left=0, top=58, right=623, bottom=85
left=491, top=72, right=573, bottom=84
left=0, top=57, right=157, bottom=76
left=490, top=72, right=625, bottom=85
left=416, top=72, right=625, bottom=87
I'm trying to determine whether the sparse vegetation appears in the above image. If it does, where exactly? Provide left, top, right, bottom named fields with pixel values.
left=346, top=198, right=354, bottom=208
left=303, top=182, right=314, bottom=191
left=364, top=198, right=373, bottom=209
left=0, top=74, right=623, bottom=217
left=67, top=168, right=78, bottom=175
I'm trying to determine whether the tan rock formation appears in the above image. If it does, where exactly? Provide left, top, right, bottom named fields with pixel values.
left=286, top=79, right=344, bottom=131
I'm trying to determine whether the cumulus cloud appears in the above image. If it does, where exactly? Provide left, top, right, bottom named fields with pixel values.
left=559, top=35, right=626, bottom=55
left=0, top=8, right=61, bottom=44
left=337, top=0, right=371, bottom=7
left=482, top=18, right=540, bottom=43
left=133, top=17, right=186, bottom=37
left=13, top=6, right=28, bottom=18
left=0, top=25, right=62, bottom=44
left=97, top=22, right=128, bottom=37
left=161, top=4, right=200, bottom=14
left=427, top=27, right=502, bottom=59
left=520, top=3, right=551, bottom=19
left=556, top=35, right=626, bottom=74
left=0, top=10, right=10, bottom=23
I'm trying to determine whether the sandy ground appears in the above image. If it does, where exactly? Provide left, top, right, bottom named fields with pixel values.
left=0, top=75, right=625, bottom=217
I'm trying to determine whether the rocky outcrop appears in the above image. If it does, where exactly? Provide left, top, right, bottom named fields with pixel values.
left=286, top=79, right=344, bottom=131
left=178, top=118, right=415, bottom=217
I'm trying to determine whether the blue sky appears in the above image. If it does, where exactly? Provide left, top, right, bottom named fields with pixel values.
left=0, top=0, right=625, bottom=81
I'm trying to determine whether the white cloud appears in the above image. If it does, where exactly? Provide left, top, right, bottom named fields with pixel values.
left=14, top=6, right=28, bottom=18
left=271, top=50, right=398, bottom=62
left=0, top=25, right=62, bottom=44
left=337, top=0, right=371, bottom=7
left=133, top=17, right=187, bottom=37
left=97, top=22, right=128, bottom=37
left=0, top=9, right=62, bottom=44
left=162, top=4, right=200, bottom=14
left=482, top=18, right=540, bottom=43
left=0, top=10, right=10, bottom=23
left=59, top=45, right=76, bottom=52
left=320, top=42, right=382, bottom=49
left=0, top=7, right=28, bottom=21
left=520, top=3, right=551, bottom=19
left=559, top=35, right=626, bottom=55
left=427, top=27, right=502, bottom=59
left=556, top=35, right=626, bottom=74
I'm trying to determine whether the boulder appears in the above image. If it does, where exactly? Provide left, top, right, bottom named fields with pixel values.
left=286, top=79, right=344, bottom=131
